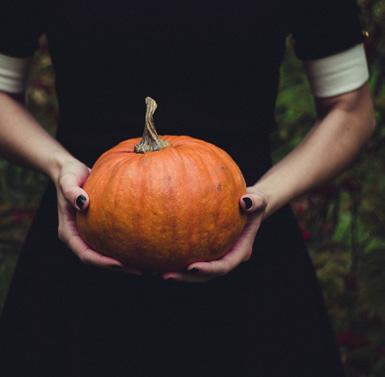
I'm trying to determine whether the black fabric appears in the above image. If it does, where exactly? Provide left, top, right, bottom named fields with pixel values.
left=0, top=180, right=347, bottom=377
left=0, top=1, right=364, bottom=376
left=290, top=0, right=364, bottom=60
left=0, top=0, right=45, bottom=58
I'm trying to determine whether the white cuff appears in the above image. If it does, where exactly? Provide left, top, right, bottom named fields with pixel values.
left=0, top=52, right=31, bottom=93
left=304, top=43, right=369, bottom=98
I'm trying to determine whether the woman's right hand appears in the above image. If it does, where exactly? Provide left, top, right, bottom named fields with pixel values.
left=53, top=158, right=142, bottom=275
left=0, top=92, right=140, bottom=275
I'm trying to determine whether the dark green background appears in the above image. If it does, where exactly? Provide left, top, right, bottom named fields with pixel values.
left=1, top=1, right=384, bottom=375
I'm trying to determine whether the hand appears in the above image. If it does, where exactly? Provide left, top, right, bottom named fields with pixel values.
left=161, top=187, right=268, bottom=283
left=54, top=158, right=143, bottom=275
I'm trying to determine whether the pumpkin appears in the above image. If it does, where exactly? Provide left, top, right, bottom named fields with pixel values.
left=76, top=97, right=247, bottom=271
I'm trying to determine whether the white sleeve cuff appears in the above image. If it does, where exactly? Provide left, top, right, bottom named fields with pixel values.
left=304, top=43, right=369, bottom=98
left=0, top=52, right=31, bottom=93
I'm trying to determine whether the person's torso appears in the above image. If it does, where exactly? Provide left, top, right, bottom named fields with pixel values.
left=43, top=0, right=291, bottom=182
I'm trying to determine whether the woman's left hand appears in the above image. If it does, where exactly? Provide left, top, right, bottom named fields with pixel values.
left=161, top=187, right=268, bottom=283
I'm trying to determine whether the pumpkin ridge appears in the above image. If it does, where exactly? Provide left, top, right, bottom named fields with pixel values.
left=133, top=157, right=147, bottom=261
left=168, top=146, right=197, bottom=258
left=201, top=148, right=223, bottom=254
left=98, top=156, right=128, bottom=257
left=200, top=143, right=247, bottom=252
left=173, top=146, right=203, bottom=261
left=179, top=145, right=216, bottom=257
left=103, top=159, right=125, bottom=255
left=197, top=144, right=238, bottom=255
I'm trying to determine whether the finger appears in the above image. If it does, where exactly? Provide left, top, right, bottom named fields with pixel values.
left=60, top=224, right=143, bottom=274
left=169, top=201, right=265, bottom=279
left=187, top=220, right=261, bottom=275
left=60, top=172, right=89, bottom=211
left=67, top=233, right=124, bottom=269
left=58, top=211, right=123, bottom=269
left=58, top=203, right=143, bottom=273
left=240, top=190, right=267, bottom=213
left=186, top=248, right=245, bottom=276
left=241, top=211, right=265, bottom=236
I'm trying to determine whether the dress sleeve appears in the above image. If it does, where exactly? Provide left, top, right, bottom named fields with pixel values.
left=0, top=52, right=30, bottom=93
left=0, top=0, right=45, bottom=93
left=289, top=0, right=369, bottom=98
left=290, top=0, right=365, bottom=60
left=303, top=43, right=369, bottom=98
left=0, top=0, right=45, bottom=59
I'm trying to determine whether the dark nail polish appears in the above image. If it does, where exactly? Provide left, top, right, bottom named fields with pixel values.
left=110, top=265, right=123, bottom=271
left=242, top=197, right=253, bottom=210
left=76, top=195, right=87, bottom=210
left=189, top=268, right=200, bottom=273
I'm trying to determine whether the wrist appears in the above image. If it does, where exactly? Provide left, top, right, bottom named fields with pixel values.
left=245, top=186, right=270, bottom=220
left=249, top=184, right=285, bottom=220
left=46, top=151, right=79, bottom=186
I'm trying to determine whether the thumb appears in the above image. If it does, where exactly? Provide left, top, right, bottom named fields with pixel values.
left=240, top=189, right=267, bottom=213
left=60, top=173, right=90, bottom=211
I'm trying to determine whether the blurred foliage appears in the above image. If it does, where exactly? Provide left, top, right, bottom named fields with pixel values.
left=0, top=2, right=385, bottom=375
left=273, top=1, right=385, bottom=375
left=0, top=36, right=57, bottom=306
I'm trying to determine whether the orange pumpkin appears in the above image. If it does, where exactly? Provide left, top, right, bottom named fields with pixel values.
left=76, top=97, right=247, bottom=271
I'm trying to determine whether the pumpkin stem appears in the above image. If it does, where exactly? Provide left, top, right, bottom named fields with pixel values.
left=134, top=97, right=170, bottom=153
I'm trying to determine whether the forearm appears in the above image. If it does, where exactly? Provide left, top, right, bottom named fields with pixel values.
left=254, top=85, right=376, bottom=219
left=0, top=91, right=76, bottom=182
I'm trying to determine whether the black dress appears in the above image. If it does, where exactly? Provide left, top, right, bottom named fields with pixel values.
left=0, top=0, right=364, bottom=376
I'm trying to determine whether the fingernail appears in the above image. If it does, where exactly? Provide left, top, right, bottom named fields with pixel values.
left=76, top=195, right=87, bottom=210
left=242, top=197, right=253, bottom=210
left=189, top=268, right=200, bottom=273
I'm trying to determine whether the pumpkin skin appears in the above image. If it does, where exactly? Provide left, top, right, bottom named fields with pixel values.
left=76, top=99, right=248, bottom=271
